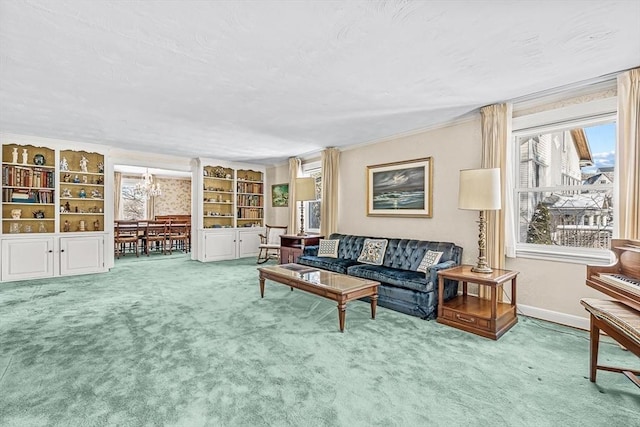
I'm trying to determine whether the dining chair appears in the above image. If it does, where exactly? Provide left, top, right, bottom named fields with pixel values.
left=167, top=221, right=190, bottom=254
left=143, top=220, right=168, bottom=256
left=114, top=220, right=140, bottom=258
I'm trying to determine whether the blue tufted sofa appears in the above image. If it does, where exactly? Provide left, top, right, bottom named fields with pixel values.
left=297, top=233, right=463, bottom=319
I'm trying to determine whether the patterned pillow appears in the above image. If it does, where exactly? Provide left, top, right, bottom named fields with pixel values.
left=417, top=250, right=444, bottom=273
left=317, top=239, right=339, bottom=258
left=357, top=239, right=388, bottom=265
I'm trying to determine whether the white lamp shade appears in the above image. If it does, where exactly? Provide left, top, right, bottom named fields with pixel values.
left=296, top=177, right=316, bottom=201
left=458, top=168, right=501, bottom=211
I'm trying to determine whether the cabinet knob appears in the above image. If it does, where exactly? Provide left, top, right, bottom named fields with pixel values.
left=48, top=250, right=53, bottom=253
left=61, top=249, right=65, bottom=253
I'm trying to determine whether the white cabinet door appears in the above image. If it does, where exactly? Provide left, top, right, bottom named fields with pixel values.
left=203, top=230, right=237, bottom=261
left=1, top=238, right=55, bottom=281
left=59, top=235, right=105, bottom=276
left=237, top=228, right=263, bottom=258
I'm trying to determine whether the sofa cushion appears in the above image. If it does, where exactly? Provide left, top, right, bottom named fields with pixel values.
left=347, top=264, right=434, bottom=293
left=297, top=255, right=361, bottom=274
left=357, top=238, right=388, bottom=265
left=416, top=250, right=443, bottom=273
left=317, top=239, right=339, bottom=258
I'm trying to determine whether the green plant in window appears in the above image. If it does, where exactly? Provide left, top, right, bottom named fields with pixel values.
left=527, top=202, right=552, bottom=244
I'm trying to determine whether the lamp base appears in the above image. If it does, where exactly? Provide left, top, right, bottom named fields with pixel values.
left=471, top=264, right=493, bottom=274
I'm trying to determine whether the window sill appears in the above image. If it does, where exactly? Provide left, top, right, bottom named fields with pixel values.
left=515, top=244, right=614, bottom=265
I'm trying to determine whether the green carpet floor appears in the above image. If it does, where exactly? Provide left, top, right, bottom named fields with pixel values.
left=1, top=255, right=638, bottom=426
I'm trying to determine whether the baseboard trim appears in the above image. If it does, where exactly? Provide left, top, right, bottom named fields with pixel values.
left=518, top=304, right=589, bottom=331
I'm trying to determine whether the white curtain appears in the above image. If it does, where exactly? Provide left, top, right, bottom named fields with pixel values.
left=616, top=68, right=640, bottom=239
left=320, top=147, right=339, bottom=238
left=288, top=157, right=301, bottom=234
left=114, top=172, right=122, bottom=220
left=480, top=103, right=513, bottom=298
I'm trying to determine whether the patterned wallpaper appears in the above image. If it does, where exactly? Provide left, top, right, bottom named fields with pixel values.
left=154, top=177, right=191, bottom=216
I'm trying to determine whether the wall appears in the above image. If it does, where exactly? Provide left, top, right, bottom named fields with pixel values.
left=153, top=177, right=191, bottom=216
left=265, top=164, right=291, bottom=228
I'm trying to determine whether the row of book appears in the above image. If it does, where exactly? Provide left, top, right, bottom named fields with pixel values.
left=237, top=207, right=263, bottom=219
left=237, top=182, right=263, bottom=194
left=3, top=188, right=54, bottom=203
left=2, top=166, right=55, bottom=188
left=237, top=194, right=262, bottom=207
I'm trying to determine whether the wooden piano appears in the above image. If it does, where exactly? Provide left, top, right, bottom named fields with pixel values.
left=582, top=238, right=640, bottom=388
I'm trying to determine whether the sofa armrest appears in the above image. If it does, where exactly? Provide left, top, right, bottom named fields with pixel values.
left=426, top=260, right=457, bottom=286
left=303, top=245, right=319, bottom=256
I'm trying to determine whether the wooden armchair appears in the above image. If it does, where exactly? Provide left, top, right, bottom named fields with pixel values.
left=256, top=224, right=288, bottom=264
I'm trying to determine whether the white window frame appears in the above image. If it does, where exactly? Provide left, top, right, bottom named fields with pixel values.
left=120, top=177, right=147, bottom=220
left=511, top=97, right=617, bottom=265
left=301, top=160, right=321, bottom=234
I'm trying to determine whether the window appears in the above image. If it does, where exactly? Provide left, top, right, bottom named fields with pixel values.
left=120, top=177, right=147, bottom=220
left=511, top=98, right=617, bottom=264
left=302, top=162, right=322, bottom=233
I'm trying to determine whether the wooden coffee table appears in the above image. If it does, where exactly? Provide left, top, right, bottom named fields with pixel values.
left=258, top=264, right=379, bottom=332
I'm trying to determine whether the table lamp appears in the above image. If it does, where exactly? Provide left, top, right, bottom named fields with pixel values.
left=458, top=168, right=501, bottom=273
left=296, top=177, right=316, bottom=236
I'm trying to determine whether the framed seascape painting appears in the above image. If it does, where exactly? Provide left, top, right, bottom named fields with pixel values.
left=366, top=157, right=433, bottom=217
left=271, top=183, right=289, bottom=207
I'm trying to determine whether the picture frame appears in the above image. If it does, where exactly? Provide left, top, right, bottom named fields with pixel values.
left=366, top=157, right=433, bottom=217
left=271, top=183, right=289, bottom=207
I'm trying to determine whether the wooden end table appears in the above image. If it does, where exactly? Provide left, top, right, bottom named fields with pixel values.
left=279, top=234, right=323, bottom=264
left=437, top=265, right=519, bottom=340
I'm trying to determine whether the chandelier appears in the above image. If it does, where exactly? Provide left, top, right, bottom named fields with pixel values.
left=135, top=169, right=161, bottom=199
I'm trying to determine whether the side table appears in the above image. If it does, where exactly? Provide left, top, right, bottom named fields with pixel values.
left=279, top=234, right=323, bottom=264
left=437, top=265, right=519, bottom=340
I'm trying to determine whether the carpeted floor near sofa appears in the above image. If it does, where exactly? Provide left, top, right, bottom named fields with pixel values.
left=0, top=255, right=638, bottom=427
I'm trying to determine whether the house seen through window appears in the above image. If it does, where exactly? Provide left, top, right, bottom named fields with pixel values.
left=514, top=121, right=615, bottom=251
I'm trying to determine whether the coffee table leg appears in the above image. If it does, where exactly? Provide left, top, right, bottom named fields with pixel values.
left=259, top=277, right=265, bottom=298
left=370, top=293, right=378, bottom=319
left=338, top=302, right=346, bottom=332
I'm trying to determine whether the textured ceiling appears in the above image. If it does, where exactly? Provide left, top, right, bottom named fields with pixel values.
left=1, top=1, right=639, bottom=165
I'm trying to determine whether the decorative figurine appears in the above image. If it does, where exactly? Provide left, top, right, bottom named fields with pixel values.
left=78, top=188, right=87, bottom=198
left=32, top=210, right=45, bottom=219
left=83, top=175, right=88, bottom=184
left=78, top=220, right=86, bottom=231
left=80, top=156, right=88, bottom=172
left=63, top=173, right=71, bottom=183
left=11, top=208, right=21, bottom=219
left=62, top=188, right=72, bottom=198
left=97, top=162, right=104, bottom=174
left=73, top=175, right=80, bottom=183
left=33, top=154, right=45, bottom=165
left=91, top=189, right=102, bottom=199
left=93, top=219, right=100, bottom=231
left=63, top=220, right=71, bottom=232
left=60, top=157, right=69, bottom=171
left=22, top=148, right=28, bottom=165
left=96, top=176, right=104, bottom=185
left=12, top=147, right=18, bottom=163
left=38, top=222, right=47, bottom=233
left=65, top=201, right=71, bottom=212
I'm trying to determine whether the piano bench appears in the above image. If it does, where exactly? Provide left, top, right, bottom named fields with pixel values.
left=580, top=298, right=640, bottom=388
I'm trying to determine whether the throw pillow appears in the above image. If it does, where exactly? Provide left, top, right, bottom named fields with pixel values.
left=417, top=250, right=444, bottom=273
left=357, top=239, right=388, bottom=265
left=317, top=239, right=339, bottom=258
